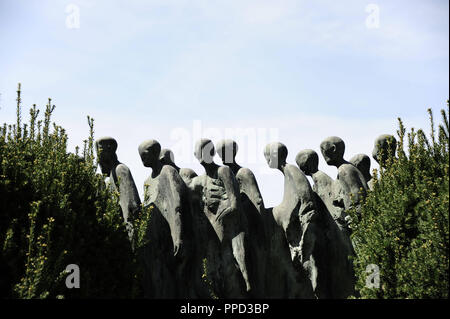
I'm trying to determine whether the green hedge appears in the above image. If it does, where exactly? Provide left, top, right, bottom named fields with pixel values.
left=349, top=102, right=449, bottom=298
left=0, top=84, right=150, bottom=298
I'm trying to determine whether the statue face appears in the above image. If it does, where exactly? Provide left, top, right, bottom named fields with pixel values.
left=95, top=142, right=116, bottom=174
left=217, top=140, right=237, bottom=165
left=372, top=135, right=396, bottom=164
left=194, top=140, right=215, bottom=164
left=160, top=149, right=175, bottom=166
left=320, top=143, right=337, bottom=166
left=264, top=147, right=279, bottom=169
left=296, top=150, right=318, bottom=175
left=140, top=148, right=159, bottom=168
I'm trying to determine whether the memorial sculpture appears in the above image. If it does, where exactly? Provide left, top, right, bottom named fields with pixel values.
left=187, top=138, right=252, bottom=298
left=93, top=133, right=396, bottom=299
left=349, top=154, right=373, bottom=190
left=263, top=142, right=319, bottom=298
left=296, top=149, right=355, bottom=298
left=158, top=147, right=236, bottom=297
left=216, top=139, right=267, bottom=297
left=95, top=137, right=141, bottom=241
left=138, top=140, right=192, bottom=298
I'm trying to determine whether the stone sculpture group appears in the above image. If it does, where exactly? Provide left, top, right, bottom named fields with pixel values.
left=95, top=134, right=397, bottom=299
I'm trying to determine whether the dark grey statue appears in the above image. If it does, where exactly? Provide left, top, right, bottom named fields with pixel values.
left=296, top=149, right=355, bottom=298
left=188, top=138, right=251, bottom=298
left=372, top=134, right=397, bottom=166
left=95, top=137, right=141, bottom=240
left=349, top=154, right=373, bottom=190
left=264, top=142, right=318, bottom=298
left=138, top=140, right=192, bottom=298
left=216, top=139, right=267, bottom=297
left=320, top=136, right=368, bottom=212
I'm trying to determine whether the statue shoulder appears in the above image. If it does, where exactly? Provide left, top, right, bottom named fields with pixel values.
left=161, top=164, right=177, bottom=178
left=114, top=163, right=132, bottom=178
left=236, top=167, right=255, bottom=181
left=218, top=165, right=234, bottom=180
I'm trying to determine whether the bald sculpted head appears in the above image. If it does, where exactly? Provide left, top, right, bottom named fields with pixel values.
left=296, top=149, right=319, bottom=176
left=320, top=136, right=346, bottom=167
left=139, top=139, right=161, bottom=168
left=264, top=142, right=287, bottom=170
left=194, top=138, right=216, bottom=165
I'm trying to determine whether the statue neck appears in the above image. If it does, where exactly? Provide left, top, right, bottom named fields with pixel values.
left=203, top=162, right=219, bottom=178
left=334, top=158, right=347, bottom=168
left=278, top=162, right=287, bottom=174
left=151, top=161, right=163, bottom=177
left=228, top=161, right=241, bottom=175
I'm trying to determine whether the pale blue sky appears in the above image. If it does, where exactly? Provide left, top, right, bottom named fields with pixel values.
left=1, top=0, right=448, bottom=206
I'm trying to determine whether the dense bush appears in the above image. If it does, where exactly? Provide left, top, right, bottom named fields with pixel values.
left=349, top=102, right=449, bottom=298
left=0, top=84, right=150, bottom=298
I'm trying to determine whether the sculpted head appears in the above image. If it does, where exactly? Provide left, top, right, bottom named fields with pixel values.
left=320, top=136, right=345, bottom=167
left=295, top=149, right=319, bottom=176
left=264, top=142, right=287, bottom=170
left=138, top=139, right=161, bottom=168
left=216, top=139, right=238, bottom=165
left=160, top=148, right=176, bottom=166
left=194, top=138, right=216, bottom=165
left=372, top=134, right=397, bottom=165
left=349, top=153, right=371, bottom=182
left=95, top=136, right=118, bottom=174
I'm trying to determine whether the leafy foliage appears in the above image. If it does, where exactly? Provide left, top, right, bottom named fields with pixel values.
left=349, top=102, right=449, bottom=298
left=0, top=84, right=149, bottom=298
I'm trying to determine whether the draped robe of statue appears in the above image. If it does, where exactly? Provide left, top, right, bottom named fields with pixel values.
left=142, top=165, right=191, bottom=298
left=189, top=167, right=251, bottom=298
left=311, top=170, right=355, bottom=298
left=234, top=167, right=267, bottom=298
left=268, top=163, right=318, bottom=298
left=105, top=163, right=141, bottom=239
left=215, top=139, right=268, bottom=298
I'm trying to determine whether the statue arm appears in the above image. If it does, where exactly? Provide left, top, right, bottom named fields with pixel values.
left=163, top=167, right=186, bottom=257
left=237, top=168, right=265, bottom=214
left=115, top=164, right=141, bottom=224
left=218, top=166, right=240, bottom=214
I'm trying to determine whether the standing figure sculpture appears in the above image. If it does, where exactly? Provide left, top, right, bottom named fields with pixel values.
left=138, top=140, right=192, bottom=298
left=188, top=138, right=251, bottom=298
left=216, top=139, right=267, bottom=297
left=349, top=154, right=373, bottom=190
left=320, top=137, right=368, bottom=214
left=95, top=137, right=141, bottom=241
left=264, top=142, right=317, bottom=298
left=296, top=149, right=354, bottom=298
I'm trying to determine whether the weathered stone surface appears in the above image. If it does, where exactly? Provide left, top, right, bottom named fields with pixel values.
left=95, top=137, right=141, bottom=240
left=187, top=138, right=251, bottom=298
left=296, top=149, right=354, bottom=298
left=372, top=134, right=397, bottom=166
left=138, top=140, right=192, bottom=298
left=349, top=153, right=373, bottom=190
left=94, top=134, right=387, bottom=299
left=264, top=142, right=318, bottom=298
left=216, top=139, right=267, bottom=298
left=320, top=136, right=368, bottom=212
